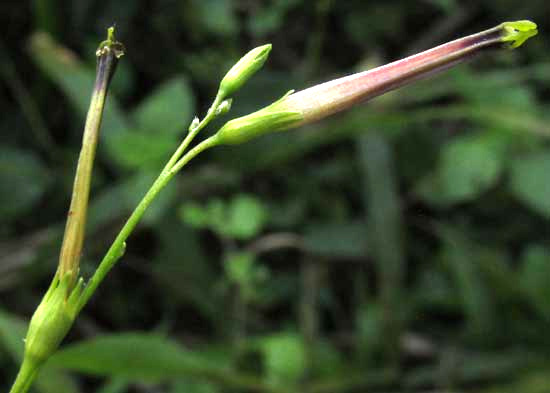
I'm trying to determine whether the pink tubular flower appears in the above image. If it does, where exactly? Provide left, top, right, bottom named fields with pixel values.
left=214, top=20, right=537, bottom=145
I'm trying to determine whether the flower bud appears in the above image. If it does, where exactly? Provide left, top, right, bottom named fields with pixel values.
left=215, top=98, right=233, bottom=116
left=188, top=116, right=200, bottom=131
left=218, top=44, right=272, bottom=99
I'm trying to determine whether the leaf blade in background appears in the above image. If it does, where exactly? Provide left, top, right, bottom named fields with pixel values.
left=0, top=148, right=51, bottom=222
left=509, top=150, right=550, bottom=218
left=48, top=333, right=231, bottom=382
left=357, top=133, right=406, bottom=358
left=131, top=76, right=195, bottom=136
left=437, top=225, right=495, bottom=339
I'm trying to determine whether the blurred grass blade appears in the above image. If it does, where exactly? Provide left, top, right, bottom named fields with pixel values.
left=356, top=133, right=405, bottom=359
left=48, top=333, right=231, bottom=382
left=437, top=225, right=495, bottom=338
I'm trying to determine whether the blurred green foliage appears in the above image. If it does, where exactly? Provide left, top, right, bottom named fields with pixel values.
left=1, top=1, right=550, bottom=392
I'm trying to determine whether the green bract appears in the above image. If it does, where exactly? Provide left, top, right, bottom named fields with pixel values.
left=215, top=109, right=303, bottom=145
left=24, top=273, right=82, bottom=366
left=218, top=44, right=272, bottom=99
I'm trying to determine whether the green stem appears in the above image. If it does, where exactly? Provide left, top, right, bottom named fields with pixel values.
left=77, top=134, right=221, bottom=312
left=9, top=358, right=39, bottom=393
left=162, top=93, right=224, bottom=173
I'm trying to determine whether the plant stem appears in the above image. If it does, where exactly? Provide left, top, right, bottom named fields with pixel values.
left=162, top=93, right=223, bottom=172
left=8, top=28, right=124, bottom=393
left=77, top=134, right=220, bottom=311
left=9, top=358, right=39, bottom=393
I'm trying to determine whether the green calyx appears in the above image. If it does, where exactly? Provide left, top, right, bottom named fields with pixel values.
left=96, top=26, right=125, bottom=58
left=500, top=20, right=537, bottom=49
left=23, top=272, right=83, bottom=366
left=215, top=90, right=302, bottom=145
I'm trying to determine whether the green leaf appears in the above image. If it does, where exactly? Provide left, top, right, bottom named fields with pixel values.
left=519, top=245, right=550, bottom=320
left=257, top=332, right=306, bottom=386
left=108, top=130, right=177, bottom=170
left=226, top=194, right=268, bottom=239
left=438, top=133, right=504, bottom=203
left=357, top=133, right=405, bottom=355
left=0, top=148, right=51, bottom=221
left=179, top=194, right=268, bottom=240
left=191, top=0, right=238, bottom=36
left=89, top=171, right=178, bottom=228
left=355, top=303, right=384, bottom=361
left=509, top=150, right=550, bottom=218
left=152, top=218, right=222, bottom=325
left=131, top=76, right=195, bottom=136
left=438, top=226, right=495, bottom=338
left=179, top=201, right=211, bottom=229
left=0, top=310, right=79, bottom=393
left=224, top=251, right=255, bottom=287
left=303, top=221, right=366, bottom=258
left=247, top=0, right=300, bottom=37
left=94, top=378, right=130, bottom=393
left=171, top=379, right=220, bottom=393
left=49, top=333, right=230, bottom=382
left=415, top=131, right=508, bottom=206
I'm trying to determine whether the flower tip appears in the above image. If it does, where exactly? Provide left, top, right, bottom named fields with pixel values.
left=107, top=26, right=116, bottom=42
left=96, top=25, right=125, bottom=58
left=501, top=20, right=538, bottom=49
left=218, top=43, right=273, bottom=98
left=257, top=43, right=272, bottom=57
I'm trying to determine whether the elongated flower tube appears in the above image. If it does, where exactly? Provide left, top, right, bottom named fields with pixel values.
left=57, top=27, right=124, bottom=287
left=214, top=20, right=537, bottom=145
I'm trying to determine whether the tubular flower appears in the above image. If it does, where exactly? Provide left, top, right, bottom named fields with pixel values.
left=214, top=20, right=537, bottom=145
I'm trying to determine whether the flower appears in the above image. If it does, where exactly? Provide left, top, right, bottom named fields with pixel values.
left=214, top=20, right=537, bottom=145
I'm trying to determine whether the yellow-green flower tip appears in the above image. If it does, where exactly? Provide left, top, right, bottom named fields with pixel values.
left=501, top=20, right=538, bottom=49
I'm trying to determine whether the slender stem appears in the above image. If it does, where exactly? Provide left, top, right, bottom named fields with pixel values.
left=9, top=358, right=39, bottom=393
left=77, top=134, right=220, bottom=312
left=162, top=93, right=223, bottom=172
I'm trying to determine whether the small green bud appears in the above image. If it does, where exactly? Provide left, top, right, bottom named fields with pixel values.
left=24, top=273, right=82, bottom=366
left=188, top=116, right=200, bottom=131
left=215, top=98, right=233, bottom=116
left=218, top=44, right=272, bottom=98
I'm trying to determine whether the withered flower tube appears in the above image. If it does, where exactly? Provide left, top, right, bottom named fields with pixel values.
left=56, top=27, right=124, bottom=285
left=214, top=20, right=537, bottom=145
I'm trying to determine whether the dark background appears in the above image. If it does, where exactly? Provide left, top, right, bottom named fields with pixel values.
left=1, top=1, right=550, bottom=392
